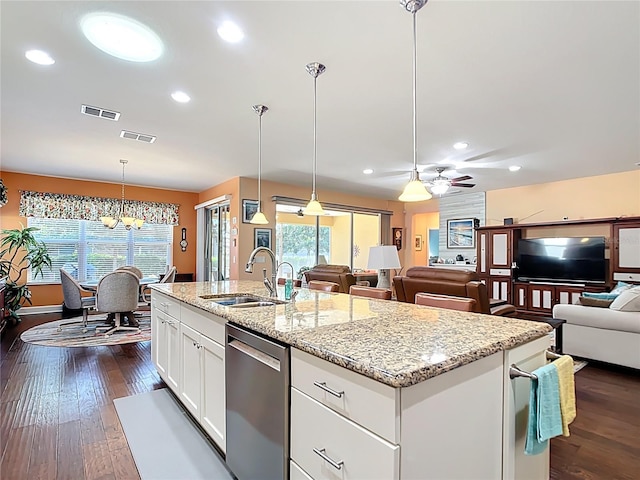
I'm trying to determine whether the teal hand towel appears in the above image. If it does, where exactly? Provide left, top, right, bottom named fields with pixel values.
left=524, top=363, right=563, bottom=455
left=535, top=363, right=563, bottom=442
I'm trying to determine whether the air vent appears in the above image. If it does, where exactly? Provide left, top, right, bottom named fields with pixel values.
left=81, top=104, right=120, bottom=121
left=120, top=130, right=156, bottom=144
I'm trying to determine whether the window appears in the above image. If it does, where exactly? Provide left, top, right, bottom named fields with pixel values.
left=27, top=218, right=172, bottom=282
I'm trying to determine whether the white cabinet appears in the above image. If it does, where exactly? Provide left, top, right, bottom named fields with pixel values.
left=179, top=313, right=227, bottom=453
left=151, top=291, right=180, bottom=391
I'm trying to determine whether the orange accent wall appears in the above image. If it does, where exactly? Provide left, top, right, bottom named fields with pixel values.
left=0, top=171, right=199, bottom=307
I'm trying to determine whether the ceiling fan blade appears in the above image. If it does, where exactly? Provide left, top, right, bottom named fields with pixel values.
left=451, top=182, right=475, bottom=188
left=451, top=175, right=473, bottom=182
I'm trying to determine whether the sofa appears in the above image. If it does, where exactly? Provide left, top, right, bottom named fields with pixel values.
left=393, top=266, right=516, bottom=316
left=303, top=264, right=357, bottom=294
left=552, top=286, right=640, bottom=369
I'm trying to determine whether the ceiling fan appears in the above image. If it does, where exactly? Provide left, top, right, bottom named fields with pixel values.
left=424, top=167, right=476, bottom=195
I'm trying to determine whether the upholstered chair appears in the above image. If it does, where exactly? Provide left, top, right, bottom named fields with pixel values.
left=308, top=280, right=340, bottom=292
left=415, top=292, right=477, bottom=312
left=58, top=268, right=97, bottom=332
left=116, top=265, right=143, bottom=279
left=142, top=266, right=177, bottom=303
left=349, top=285, right=392, bottom=300
left=95, top=270, right=141, bottom=336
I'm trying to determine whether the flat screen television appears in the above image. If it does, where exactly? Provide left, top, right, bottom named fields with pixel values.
left=516, top=237, right=606, bottom=284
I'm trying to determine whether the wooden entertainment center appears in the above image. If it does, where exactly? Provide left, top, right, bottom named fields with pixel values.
left=475, top=216, right=640, bottom=316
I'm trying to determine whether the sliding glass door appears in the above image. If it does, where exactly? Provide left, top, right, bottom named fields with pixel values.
left=205, top=203, right=230, bottom=281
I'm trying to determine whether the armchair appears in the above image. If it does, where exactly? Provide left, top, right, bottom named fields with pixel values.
left=303, top=264, right=357, bottom=293
left=142, top=266, right=177, bottom=303
left=58, top=268, right=97, bottom=333
left=95, top=270, right=141, bottom=336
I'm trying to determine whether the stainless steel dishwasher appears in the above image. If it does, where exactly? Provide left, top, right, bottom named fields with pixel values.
left=225, top=323, right=290, bottom=480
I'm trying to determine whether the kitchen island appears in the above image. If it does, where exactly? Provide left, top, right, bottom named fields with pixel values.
left=150, top=280, right=552, bottom=480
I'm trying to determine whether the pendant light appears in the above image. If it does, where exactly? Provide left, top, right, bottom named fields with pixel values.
left=303, top=62, right=326, bottom=216
left=249, top=104, right=269, bottom=225
left=100, top=159, right=144, bottom=230
left=398, top=0, right=432, bottom=202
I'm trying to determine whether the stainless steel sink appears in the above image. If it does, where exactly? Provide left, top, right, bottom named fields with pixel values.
left=200, top=294, right=286, bottom=307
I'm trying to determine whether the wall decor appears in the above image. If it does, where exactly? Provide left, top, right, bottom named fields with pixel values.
left=180, top=227, right=188, bottom=252
left=414, top=234, right=423, bottom=251
left=242, top=199, right=259, bottom=223
left=447, top=218, right=476, bottom=249
left=393, top=227, right=403, bottom=250
left=254, top=228, right=272, bottom=249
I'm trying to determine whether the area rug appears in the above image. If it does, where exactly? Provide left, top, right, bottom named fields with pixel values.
left=20, top=314, right=151, bottom=347
left=114, top=389, right=233, bottom=480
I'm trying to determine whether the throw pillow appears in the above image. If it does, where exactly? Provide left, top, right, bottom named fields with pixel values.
left=582, top=291, right=620, bottom=301
left=577, top=296, right=614, bottom=308
left=609, top=286, right=640, bottom=312
left=610, top=281, right=633, bottom=295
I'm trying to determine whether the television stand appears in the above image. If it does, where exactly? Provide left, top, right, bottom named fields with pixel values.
left=513, top=281, right=606, bottom=316
left=528, top=280, right=586, bottom=287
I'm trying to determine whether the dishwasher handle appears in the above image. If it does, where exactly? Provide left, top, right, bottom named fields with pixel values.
left=228, top=338, right=281, bottom=371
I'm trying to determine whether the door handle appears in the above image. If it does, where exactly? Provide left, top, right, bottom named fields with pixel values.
left=313, top=381, right=344, bottom=398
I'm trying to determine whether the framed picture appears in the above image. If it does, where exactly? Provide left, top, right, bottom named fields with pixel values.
left=242, top=199, right=259, bottom=223
left=447, top=218, right=476, bottom=249
left=392, top=227, right=403, bottom=251
left=414, top=234, right=423, bottom=251
left=254, top=228, right=272, bottom=249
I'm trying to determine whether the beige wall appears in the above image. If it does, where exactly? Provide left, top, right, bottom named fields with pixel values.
left=410, top=212, right=440, bottom=267
left=486, top=170, right=640, bottom=226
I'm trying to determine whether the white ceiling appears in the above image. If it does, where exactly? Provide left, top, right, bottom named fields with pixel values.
left=1, top=1, right=638, bottom=200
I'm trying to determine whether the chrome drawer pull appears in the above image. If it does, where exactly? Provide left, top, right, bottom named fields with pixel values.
left=313, top=448, right=343, bottom=470
left=313, top=381, right=344, bottom=398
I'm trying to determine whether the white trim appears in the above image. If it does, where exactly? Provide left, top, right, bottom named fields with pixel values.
left=19, top=305, right=63, bottom=315
left=194, top=194, right=231, bottom=210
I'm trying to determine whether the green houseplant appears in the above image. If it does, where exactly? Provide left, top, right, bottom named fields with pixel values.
left=0, top=225, right=52, bottom=321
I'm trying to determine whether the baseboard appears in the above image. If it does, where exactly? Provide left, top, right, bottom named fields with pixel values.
left=19, top=305, right=63, bottom=315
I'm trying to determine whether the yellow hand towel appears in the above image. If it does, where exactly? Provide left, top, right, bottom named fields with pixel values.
left=554, top=355, right=576, bottom=436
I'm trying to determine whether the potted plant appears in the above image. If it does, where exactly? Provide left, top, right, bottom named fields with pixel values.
left=0, top=225, right=52, bottom=322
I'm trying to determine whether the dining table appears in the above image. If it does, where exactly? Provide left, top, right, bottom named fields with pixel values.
left=80, top=276, right=159, bottom=292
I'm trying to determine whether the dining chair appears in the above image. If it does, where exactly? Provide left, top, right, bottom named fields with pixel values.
left=414, top=292, right=477, bottom=312
left=308, top=280, right=340, bottom=293
left=95, top=270, right=141, bottom=336
left=116, top=265, right=143, bottom=279
left=349, top=285, right=392, bottom=300
left=142, top=266, right=177, bottom=303
left=58, top=268, right=98, bottom=332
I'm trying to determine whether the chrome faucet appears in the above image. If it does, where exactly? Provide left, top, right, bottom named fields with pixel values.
left=245, top=247, right=278, bottom=298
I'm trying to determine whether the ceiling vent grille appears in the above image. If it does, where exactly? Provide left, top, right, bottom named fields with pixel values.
left=81, top=104, right=120, bottom=121
left=120, top=130, right=156, bottom=144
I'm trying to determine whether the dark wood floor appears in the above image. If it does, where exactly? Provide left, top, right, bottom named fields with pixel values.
left=1, top=314, right=639, bottom=479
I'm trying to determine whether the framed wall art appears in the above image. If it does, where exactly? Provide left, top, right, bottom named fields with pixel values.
left=447, top=218, right=475, bottom=249
left=414, top=234, right=423, bottom=251
left=392, top=227, right=403, bottom=250
left=254, top=228, right=272, bottom=249
left=242, top=199, right=259, bottom=223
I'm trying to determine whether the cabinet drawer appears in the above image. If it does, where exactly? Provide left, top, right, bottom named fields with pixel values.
left=291, top=348, right=398, bottom=443
left=291, top=388, right=399, bottom=480
left=490, top=268, right=511, bottom=276
left=180, top=303, right=225, bottom=345
left=290, top=460, right=313, bottom=480
left=151, top=291, right=181, bottom=319
left=613, top=272, right=640, bottom=282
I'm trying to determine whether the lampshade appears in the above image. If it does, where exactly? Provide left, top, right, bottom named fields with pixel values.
left=430, top=179, right=450, bottom=195
left=250, top=104, right=269, bottom=225
left=367, top=245, right=402, bottom=270
left=101, top=159, right=144, bottom=230
left=303, top=62, right=326, bottom=216
left=398, top=0, right=432, bottom=203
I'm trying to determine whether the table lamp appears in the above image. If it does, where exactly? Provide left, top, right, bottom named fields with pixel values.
left=367, top=245, right=401, bottom=290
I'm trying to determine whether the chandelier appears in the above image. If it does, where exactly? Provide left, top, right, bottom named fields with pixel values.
left=100, top=159, right=144, bottom=230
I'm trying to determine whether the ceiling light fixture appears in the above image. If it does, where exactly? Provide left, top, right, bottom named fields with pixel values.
left=453, top=142, right=469, bottom=150
left=509, top=165, right=522, bottom=172
left=398, top=0, right=432, bottom=203
left=100, top=159, right=144, bottom=230
left=428, top=167, right=451, bottom=195
left=250, top=105, right=269, bottom=225
left=363, top=168, right=374, bottom=175
left=303, top=62, right=326, bottom=216
left=25, top=49, right=55, bottom=65
left=217, top=21, right=244, bottom=43
left=81, top=12, right=163, bottom=62
left=171, top=91, right=191, bottom=103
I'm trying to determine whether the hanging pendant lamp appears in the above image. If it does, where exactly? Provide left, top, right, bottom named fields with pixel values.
left=303, top=62, right=326, bottom=216
left=250, top=104, right=269, bottom=225
left=398, top=0, right=432, bottom=202
left=100, top=159, right=144, bottom=230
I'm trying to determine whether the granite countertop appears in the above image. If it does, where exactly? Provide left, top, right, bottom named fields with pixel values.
left=151, top=281, right=551, bottom=388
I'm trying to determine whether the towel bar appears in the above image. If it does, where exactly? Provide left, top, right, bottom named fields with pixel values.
left=509, top=350, right=565, bottom=380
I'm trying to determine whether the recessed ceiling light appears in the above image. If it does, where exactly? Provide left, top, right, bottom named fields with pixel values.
left=217, top=21, right=244, bottom=43
left=171, top=91, right=191, bottom=103
left=25, top=49, right=55, bottom=65
left=363, top=168, right=374, bottom=175
left=80, top=12, right=164, bottom=62
left=509, top=165, right=521, bottom=172
left=453, top=142, right=469, bottom=150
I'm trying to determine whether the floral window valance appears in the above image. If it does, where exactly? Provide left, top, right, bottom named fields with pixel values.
left=19, top=190, right=180, bottom=226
